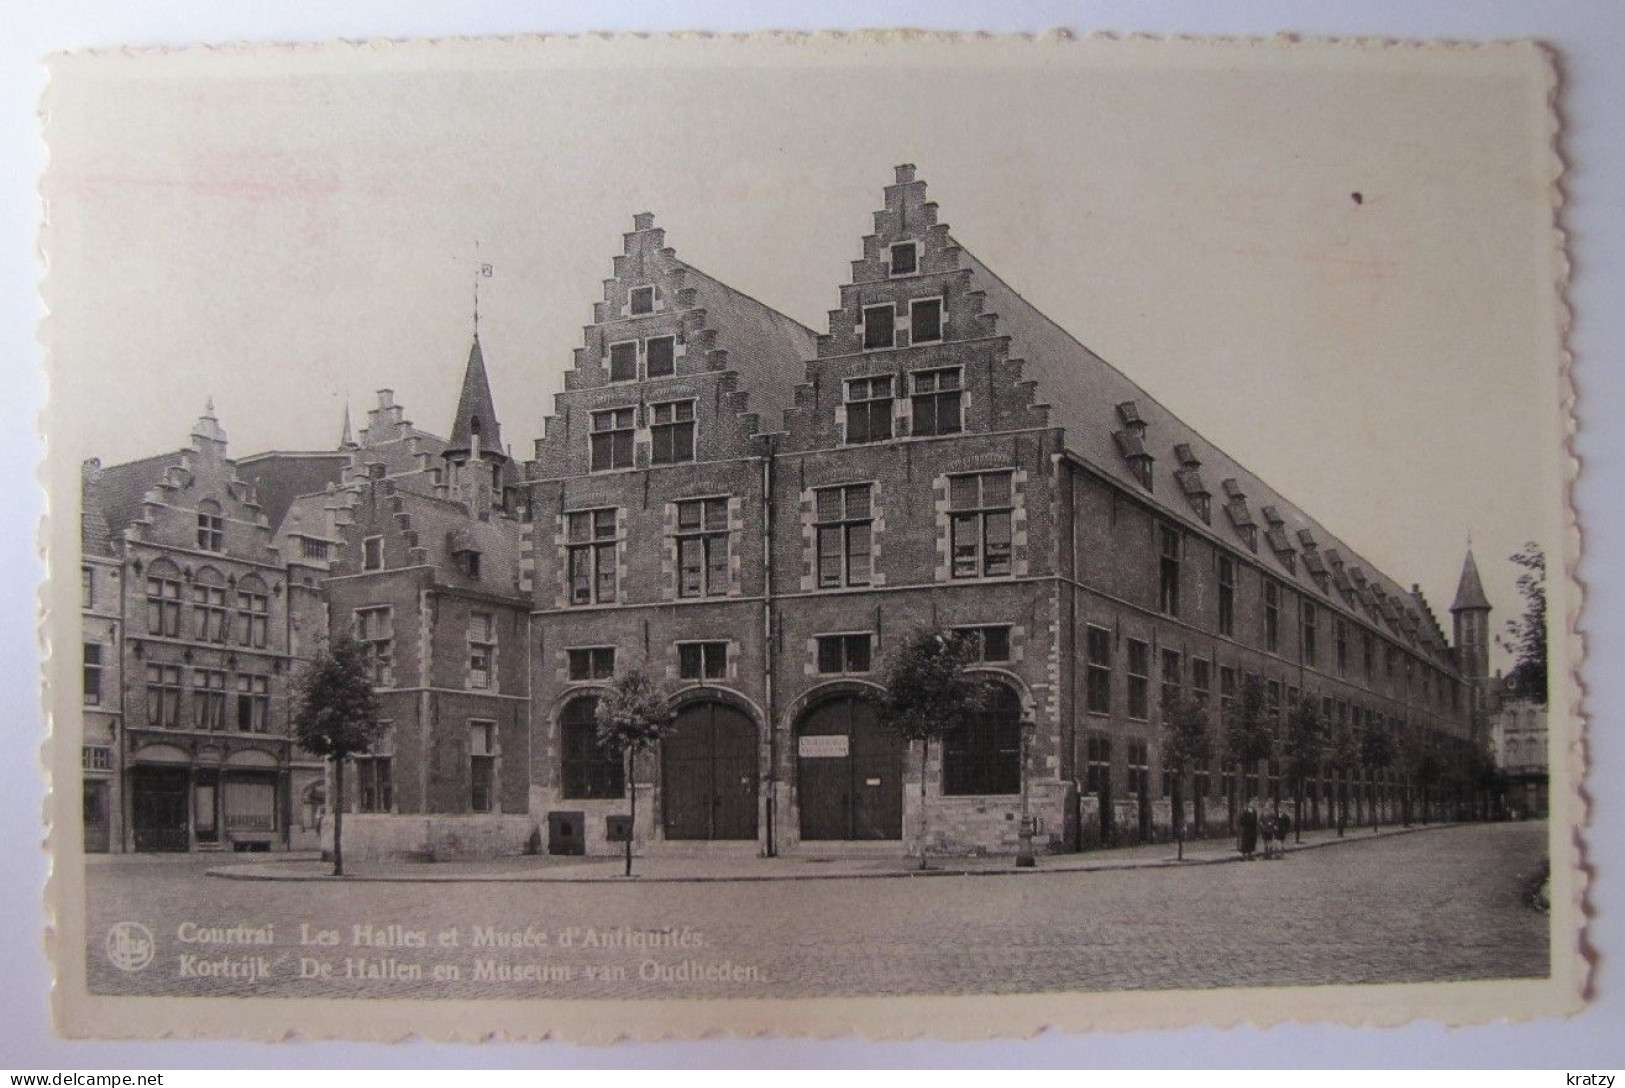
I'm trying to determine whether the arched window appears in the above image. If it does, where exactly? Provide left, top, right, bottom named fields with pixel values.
left=943, top=682, right=1023, bottom=796
left=560, top=697, right=624, bottom=800
left=236, top=574, right=269, bottom=649
left=144, top=558, right=182, bottom=637
left=191, top=566, right=229, bottom=643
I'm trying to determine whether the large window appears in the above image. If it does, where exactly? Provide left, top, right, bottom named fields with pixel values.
left=567, top=647, right=616, bottom=681
left=82, top=643, right=102, bottom=706
left=362, top=536, right=383, bottom=571
left=608, top=341, right=638, bottom=382
left=814, top=484, right=873, bottom=588
left=862, top=303, right=895, bottom=350
left=816, top=633, right=871, bottom=675
left=192, top=669, right=228, bottom=731
left=949, top=471, right=1014, bottom=579
left=145, top=664, right=182, bottom=728
left=1264, top=580, right=1281, bottom=653
left=567, top=509, right=618, bottom=605
left=645, top=335, right=676, bottom=378
left=844, top=376, right=894, bottom=444
left=235, top=675, right=269, bottom=733
left=650, top=400, right=696, bottom=464
left=196, top=500, right=224, bottom=552
left=1126, top=638, right=1150, bottom=721
left=236, top=579, right=268, bottom=649
left=145, top=562, right=182, bottom=637
left=469, top=721, right=496, bottom=813
left=354, top=606, right=393, bottom=685
left=561, top=696, right=623, bottom=799
left=943, top=683, right=1022, bottom=796
left=1127, top=741, right=1150, bottom=797
left=675, top=498, right=729, bottom=598
left=1363, top=631, right=1376, bottom=678
left=1302, top=600, right=1318, bottom=666
left=1159, top=524, right=1181, bottom=615
left=590, top=407, right=635, bottom=471
left=81, top=566, right=93, bottom=610
left=468, top=611, right=496, bottom=690
left=356, top=752, right=393, bottom=813
left=1218, top=555, right=1236, bottom=636
left=1161, top=649, right=1182, bottom=719
left=678, top=641, right=728, bottom=680
left=910, top=298, right=944, bottom=343
left=1336, top=619, right=1348, bottom=676
left=910, top=367, right=962, bottom=436
left=192, top=576, right=229, bottom=643
left=1085, top=735, right=1112, bottom=794
left=953, top=625, right=1011, bottom=664
left=1085, top=625, right=1112, bottom=714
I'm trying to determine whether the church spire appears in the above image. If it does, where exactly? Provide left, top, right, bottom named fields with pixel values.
left=444, top=333, right=506, bottom=465
left=340, top=400, right=356, bottom=449
left=1450, top=548, right=1491, bottom=613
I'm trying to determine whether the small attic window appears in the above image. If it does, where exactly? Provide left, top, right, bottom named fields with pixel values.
left=890, top=242, right=918, bottom=277
left=1173, top=443, right=1211, bottom=523
left=1222, top=479, right=1258, bottom=552
left=1113, top=401, right=1153, bottom=491
left=630, top=286, right=655, bottom=316
left=470, top=416, right=481, bottom=437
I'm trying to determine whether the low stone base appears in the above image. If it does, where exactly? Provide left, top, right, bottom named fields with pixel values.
left=324, top=813, right=538, bottom=862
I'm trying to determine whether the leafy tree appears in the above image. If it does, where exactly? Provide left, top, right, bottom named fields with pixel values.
left=1498, top=543, right=1548, bottom=703
left=595, top=664, right=676, bottom=877
left=1281, top=698, right=1324, bottom=843
left=874, top=628, right=995, bottom=869
left=1359, top=713, right=1396, bottom=831
left=1222, top=675, right=1273, bottom=826
left=293, top=632, right=384, bottom=877
left=1326, top=711, right=1362, bottom=837
left=1160, top=691, right=1212, bottom=860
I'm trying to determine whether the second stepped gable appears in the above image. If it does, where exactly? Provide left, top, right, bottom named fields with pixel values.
left=529, top=213, right=818, bottom=480
left=781, top=164, right=1050, bottom=454
left=328, top=477, right=525, bottom=599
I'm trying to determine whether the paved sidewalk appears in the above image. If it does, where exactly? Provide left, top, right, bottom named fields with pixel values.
left=206, top=821, right=1463, bottom=884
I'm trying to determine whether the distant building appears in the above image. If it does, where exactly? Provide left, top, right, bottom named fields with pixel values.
left=1490, top=677, right=1549, bottom=818
left=81, top=166, right=1486, bottom=858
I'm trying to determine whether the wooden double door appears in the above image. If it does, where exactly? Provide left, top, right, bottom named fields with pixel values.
left=130, top=766, right=190, bottom=852
left=797, top=695, right=904, bottom=841
left=661, top=701, right=759, bottom=841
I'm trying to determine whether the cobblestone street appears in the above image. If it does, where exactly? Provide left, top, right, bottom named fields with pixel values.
left=84, top=821, right=1549, bottom=1001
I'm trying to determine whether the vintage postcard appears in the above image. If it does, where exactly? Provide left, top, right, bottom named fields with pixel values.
left=39, top=33, right=1580, bottom=1041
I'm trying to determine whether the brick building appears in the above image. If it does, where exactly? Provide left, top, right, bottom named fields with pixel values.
left=79, top=165, right=1484, bottom=859
left=79, top=403, right=328, bottom=852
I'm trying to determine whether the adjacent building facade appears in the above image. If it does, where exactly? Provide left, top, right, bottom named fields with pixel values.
left=80, top=166, right=1495, bottom=858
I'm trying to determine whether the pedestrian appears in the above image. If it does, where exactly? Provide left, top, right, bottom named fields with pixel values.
left=1276, top=808, right=1292, bottom=856
left=1239, top=802, right=1259, bottom=860
left=1260, top=804, right=1277, bottom=859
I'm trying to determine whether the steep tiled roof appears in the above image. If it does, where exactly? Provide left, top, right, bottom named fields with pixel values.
left=1451, top=550, right=1492, bottom=612
left=91, top=451, right=181, bottom=543
left=677, top=261, right=820, bottom=437
left=445, top=335, right=504, bottom=460
left=956, top=241, right=1435, bottom=637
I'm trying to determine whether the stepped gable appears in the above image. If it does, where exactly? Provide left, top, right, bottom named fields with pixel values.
left=955, top=235, right=1442, bottom=654
left=781, top=163, right=1048, bottom=451
left=531, top=213, right=816, bottom=475
left=346, top=388, right=449, bottom=492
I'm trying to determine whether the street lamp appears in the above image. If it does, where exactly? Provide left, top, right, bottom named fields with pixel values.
left=1016, top=718, right=1038, bottom=868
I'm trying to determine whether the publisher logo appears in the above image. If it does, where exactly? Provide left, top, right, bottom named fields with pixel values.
left=106, top=921, right=155, bottom=972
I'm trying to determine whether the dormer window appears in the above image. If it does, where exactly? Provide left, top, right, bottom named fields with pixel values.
left=910, top=298, right=943, bottom=343
left=630, top=286, right=655, bottom=316
left=1174, top=443, right=1211, bottom=524
left=1114, top=402, right=1153, bottom=491
left=1222, top=478, right=1259, bottom=552
left=1261, top=506, right=1296, bottom=571
left=862, top=304, right=896, bottom=351
left=889, top=242, right=918, bottom=276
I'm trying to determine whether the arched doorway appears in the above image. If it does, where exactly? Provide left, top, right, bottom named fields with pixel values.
left=661, top=700, right=758, bottom=840
left=796, top=694, right=903, bottom=841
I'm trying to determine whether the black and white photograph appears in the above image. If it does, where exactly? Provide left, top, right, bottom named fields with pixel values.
left=34, top=30, right=1578, bottom=1043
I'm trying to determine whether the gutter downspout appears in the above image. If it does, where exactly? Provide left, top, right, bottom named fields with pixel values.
left=762, top=438, right=777, bottom=857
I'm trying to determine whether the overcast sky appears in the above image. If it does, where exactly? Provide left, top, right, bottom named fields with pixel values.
left=42, top=36, right=1563, bottom=670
